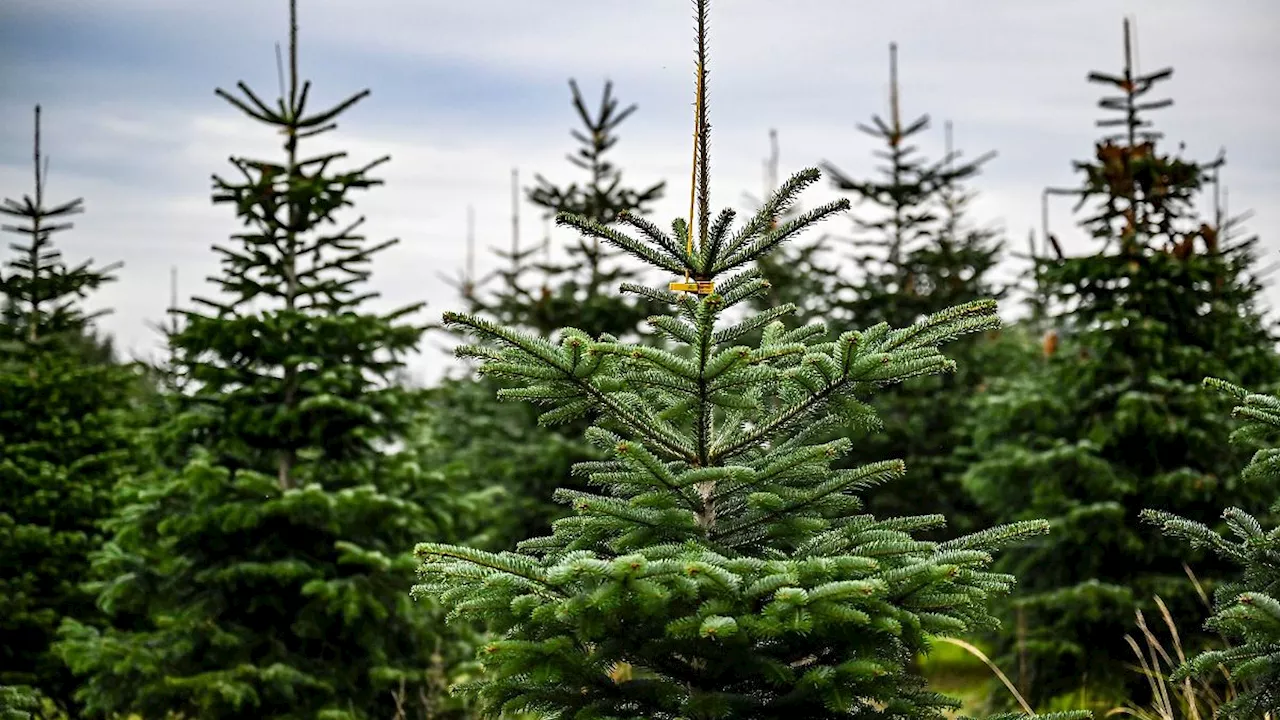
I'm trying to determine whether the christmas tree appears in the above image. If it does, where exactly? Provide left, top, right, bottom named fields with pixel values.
left=53, top=4, right=475, bottom=717
left=0, top=106, right=142, bottom=717
left=1143, top=378, right=1280, bottom=720
left=819, top=44, right=1009, bottom=535
left=429, top=78, right=669, bottom=549
left=465, top=78, right=666, bottom=340
left=960, top=19, right=1280, bottom=708
left=415, top=6, right=1081, bottom=718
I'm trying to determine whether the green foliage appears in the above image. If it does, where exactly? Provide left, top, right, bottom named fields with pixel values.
left=413, top=11, right=1073, bottom=710
left=52, top=7, right=475, bottom=718
left=0, top=106, right=143, bottom=718
left=814, top=45, right=1010, bottom=537
left=1144, top=378, right=1280, bottom=720
left=0, top=685, right=41, bottom=720
left=959, top=21, right=1280, bottom=707
left=417, top=163, right=1054, bottom=717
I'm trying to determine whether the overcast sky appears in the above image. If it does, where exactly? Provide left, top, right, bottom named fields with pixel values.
left=2, top=0, right=1277, bottom=384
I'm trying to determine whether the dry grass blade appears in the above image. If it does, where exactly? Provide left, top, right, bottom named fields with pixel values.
left=1107, top=594, right=1247, bottom=720
left=935, top=636, right=1037, bottom=716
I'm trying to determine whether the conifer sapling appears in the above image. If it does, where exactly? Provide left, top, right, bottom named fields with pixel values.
left=415, top=5, right=1076, bottom=718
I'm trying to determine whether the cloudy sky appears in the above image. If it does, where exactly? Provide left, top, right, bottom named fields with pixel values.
left=3, top=0, right=1277, bottom=384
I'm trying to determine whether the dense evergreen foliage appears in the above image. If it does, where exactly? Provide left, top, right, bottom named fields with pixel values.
left=0, top=106, right=143, bottom=718
left=1, top=3, right=1275, bottom=719
left=1144, top=378, right=1280, bottom=720
left=51, top=6, right=476, bottom=718
left=959, top=20, right=1280, bottom=708
left=414, top=8, right=1085, bottom=719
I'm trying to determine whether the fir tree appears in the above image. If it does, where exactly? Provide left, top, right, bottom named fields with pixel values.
left=1144, top=378, right=1280, bottom=720
left=53, top=5, right=472, bottom=718
left=960, top=19, right=1280, bottom=708
left=467, top=78, right=666, bottom=340
left=819, top=44, right=1008, bottom=536
left=415, top=7, right=1082, bottom=719
left=430, top=79, right=668, bottom=549
left=0, top=106, right=141, bottom=718
left=821, top=43, right=1001, bottom=330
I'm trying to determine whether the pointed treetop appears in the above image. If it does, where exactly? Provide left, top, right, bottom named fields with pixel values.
left=821, top=43, right=994, bottom=270
left=674, top=0, right=714, bottom=294
left=1087, top=17, right=1174, bottom=145
left=1, top=105, right=120, bottom=346
left=889, top=41, right=901, bottom=143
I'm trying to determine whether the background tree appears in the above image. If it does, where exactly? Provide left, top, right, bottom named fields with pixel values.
left=960, top=19, right=1280, bottom=709
left=414, top=7, right=1085, bottom=719
left=0, top=106, right=143, bottom=719
left=818, top=43, right=1012, bottom=536
left=53, top=5, right=479, bottom=718
left=464, top=78, right=666, bottom=340
left=1144, top=378, right=1280, bottom=720
left=427, top=79, right=668, bottom=550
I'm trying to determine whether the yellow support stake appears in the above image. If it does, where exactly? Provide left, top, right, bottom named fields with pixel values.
left=672, top=62, right=714, bottom=296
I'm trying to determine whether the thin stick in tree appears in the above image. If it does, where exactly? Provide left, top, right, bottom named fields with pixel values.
left=511, top=167, right=520, bottom=262
left=889, top=42, right=901, bottom=145
left=466, top=204, right=476, bottom=297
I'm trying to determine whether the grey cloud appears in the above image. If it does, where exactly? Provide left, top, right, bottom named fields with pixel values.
left=1, top=0, right=1276, bottom=385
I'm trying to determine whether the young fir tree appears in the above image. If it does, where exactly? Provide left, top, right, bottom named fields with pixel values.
left=415, top=7, right=1085, bottom=719
left=819, top=44, right=1008, bottom=536
left=960, top=20, right=1280, bottom=708
left=0, top=106, right=142, bottom=718
left=429, top=80, right=668, bottom=549
left=53, top=5, right=474, bottom=718
left=1144, top=378, right=1280, bottom=720
left=465, top=78, right=666, bottom=340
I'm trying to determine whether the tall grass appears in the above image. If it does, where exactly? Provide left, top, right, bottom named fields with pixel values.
left=939, top=565, right=1273, bottom=719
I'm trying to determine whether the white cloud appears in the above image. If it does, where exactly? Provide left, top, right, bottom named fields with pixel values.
left=2, top=0, right=1277, bottom=384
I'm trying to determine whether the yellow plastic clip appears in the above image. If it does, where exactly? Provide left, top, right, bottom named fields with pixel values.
left=669, top=280, right=715, bottom=294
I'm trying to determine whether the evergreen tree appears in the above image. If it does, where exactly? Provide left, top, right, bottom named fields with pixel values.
left=821, top=44, right=1001, bottom=331
left=430, top=79, right=668, bottom=549
left=415, top=7, right=1083, bottom=719
left=960, top=20, right=1280, bottom=708
left=53, top=5, right=472, bottom=717
left=467, top=78, right=666, bottom=340
left=0, top=106, right=142, bottom=718
left=819, top=44, right=1009, bottom=536
left=1144, top=378, right=1280, bottom=720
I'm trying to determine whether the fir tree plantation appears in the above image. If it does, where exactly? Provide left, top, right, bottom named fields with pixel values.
left=959, top=19, right=1280, bottom=710
left=2, top=1, right=1278, bottom=719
